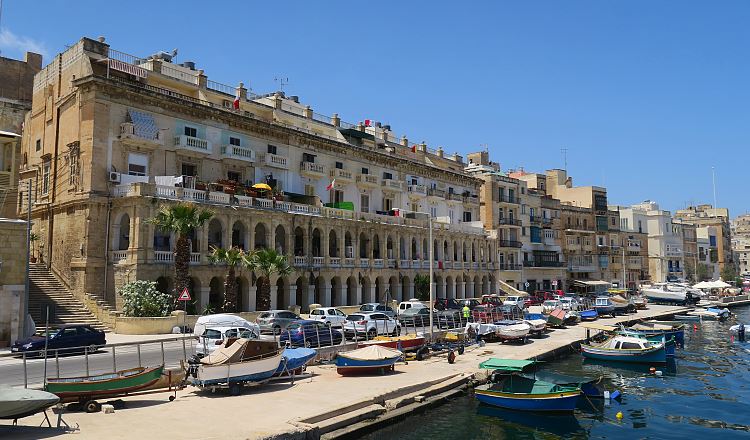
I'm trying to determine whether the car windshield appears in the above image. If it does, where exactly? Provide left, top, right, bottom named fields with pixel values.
left=258, top=312, right=272, bottom=319
left=202, top=329, right=222, bottom=339
left=310, top=309, right=325, bottom=315
left=360, top=304, right=375, bottom=311
left=347, top=314, right=365, bottom=321
left=544, top=301, right=557, bottom=306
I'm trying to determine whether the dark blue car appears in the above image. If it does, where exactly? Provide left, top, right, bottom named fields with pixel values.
left=11, top=324, right=106, bottom=356
left=279, top=320, right=343, bottom=348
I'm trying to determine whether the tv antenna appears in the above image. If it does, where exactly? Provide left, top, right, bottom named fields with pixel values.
left=561, top=147, right=568, bottom=171
left=274, top=76, right=289, bottom=92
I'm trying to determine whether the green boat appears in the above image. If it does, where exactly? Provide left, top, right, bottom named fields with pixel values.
left=45, top=365, right=164, bottom=403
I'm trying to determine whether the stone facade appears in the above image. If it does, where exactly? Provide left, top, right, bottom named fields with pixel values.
left=0, top=218, right=28, bottom=345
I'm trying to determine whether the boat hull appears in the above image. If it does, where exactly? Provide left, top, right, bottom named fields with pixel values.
left=335, top=356, right=399, bottom=375
left=581, top=344, right=667, bottom=363
left=579, top=309, right=598, bottom=321
left=475, top=388, right=580, bottom=412
left=45, top=365, right=164, bottom=400
left=642, top=289, right=686, bottom=303
left=359, top=336, right=425, bottom=351
left=193, top=353, right=282, bottom=386
left=0, top=389, right=59, bottom=420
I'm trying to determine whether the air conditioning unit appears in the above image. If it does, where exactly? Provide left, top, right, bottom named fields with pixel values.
left=345, top=246, right=354, bottom=258
left=222, top=100, right=232, bottom=108
left=109, top=172, right=121, bottom=183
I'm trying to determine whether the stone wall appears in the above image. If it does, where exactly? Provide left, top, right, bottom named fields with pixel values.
left=0, top=218, right=29, bottom=345
left=0, top=52, right=42, bottom=103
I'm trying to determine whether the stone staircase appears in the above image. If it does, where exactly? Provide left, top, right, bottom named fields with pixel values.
left=28, top=264, right=109, bottom=331
left=497, top=279, right=526, bottom=296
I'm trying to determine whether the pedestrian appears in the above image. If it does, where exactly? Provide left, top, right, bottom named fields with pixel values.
left=462, top=303, right=471, bottom=324
left=739, top=323, right=746, bottom=342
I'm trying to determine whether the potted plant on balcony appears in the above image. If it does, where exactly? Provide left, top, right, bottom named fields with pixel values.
left=29, top=232, right=39, bottom=263
left=195, top=180, right=206, bottom=191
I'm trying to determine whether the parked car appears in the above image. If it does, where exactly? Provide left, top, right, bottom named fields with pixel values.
left=280, top=320, right=344, bottom=347
left=459, top=299, right=481, bottom=310
left=309, top=307, right=347, bottom=328
left=344, top=312, right=401, bottom=339
left=193, top=314, right=259, bottom=338
left=481, top=295, right=503, bottom=307
left=472, top=304, right=500, bottom=323
left=434, top=298, right=462, bottom=311
left=398, top=300, right=427, bottom=315
left=398, top=307, right=438, bottom=327
left=359, top=303, right=396, bottom=318
left=503, top=295, right=526, bottom=308
left=256, top=310, right=301, bottom=334
left=542, top=300, right=562, bottom=314
left=437, top=309, right=465, bottom=328
left=524, top=295, right=544, bottom=307
left=12, top=324, right=106, bottom=355
left=195, top=326, right=258, bottom=357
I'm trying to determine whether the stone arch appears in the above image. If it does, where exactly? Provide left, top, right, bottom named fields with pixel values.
left=329, top=230, right=339, bottom=258
left=443, top=240, right=448, bottom=262
left=435, top=275, right=444, bottom=298
left=254, top=222, right=268, bottom=249
left=295, top=275, right=308, bottom=310
left=331, top=276, right=343, bottom=306
left=208, top=218, right=223, bottom=249
left=153, top=226, right=171, bottom=252
left=346, top=276, right=358, bottom=305
left=401, top=275, right=411, bottom=300
left=155, top=276, right=173, bottom=295
left=274, top=225, right=287, bottom=254
left=399, top=236, right=406, bottom=260
left=471, top=242, right=476, bottom=262
left=411, top=238, right=418, bottom=260
left=294, top=227, right=305, bottom=256
left=359, top=232, right=369, bottom=258
left=188, top=277, right=202, bottom=314
left=312, top=228, right=323, bottom=257
left=446, top=275, right=454, bottom=299
left=314, top=275, right=327, bottom=306
left=345, top=231, right=353, bottom=258
left=422, top=238, right=428, bottom=260
left=481, top=276, right=489, bottom=297
left=473, top=275, right=481, bottom=297
left=231, top=220, right=246, bottom=250
left=116, top=213, right=130, bottom=250
left=375, top=276, right=386, bottom=303
left=373, top=234, right=381, bottom=259
left=389, top=275, right=400, bottom=302
left=236, top=275, right=249, bottom=311
left=453, top=240, right=458, bottom=261
left=462, top=242, right=468, bottom=262
left=433, top=239, right=439, bottom=261
left=386, top=235, right=394, bottom=260
left=209, top=276, right=223, bottom=311
left=360, top=275, right=373, bottom=303
left=275, top=276, right=288, bottom=310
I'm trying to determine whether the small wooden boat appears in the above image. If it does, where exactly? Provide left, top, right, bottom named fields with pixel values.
left=475, top=374, right=581, bottom=412
left=188, top=339, right=282, bottom=388
left=522, top=372, right=605, bottom=398
left=524, top=313, right=547, bottom=335
left=274, top=347, right=316, bottom=377
left=547, top=308, right=566, bottom=327
left=581, top=335, right=667, bottom=363
left=0, top=387, right=59, bottom=421
left=493, top=320, right=531, bottom=342
left=45, top=365, right=164, bottom=402
left=359, top=334, right=426, bottom=352
left=336, top=345, right=402, bottom=375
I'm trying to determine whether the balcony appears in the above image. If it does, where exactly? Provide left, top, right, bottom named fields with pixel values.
left=373, top=259, right=384, bottom=268
left=497, top=263, right=523, bottom=271
left=568, top=264, right=597, bottom=272
left=412, top=259, right=421, bottom=268
left=174, top=135, right=210, bottom=155
left=120, top=122, right=164, bottom=148
left=343, top=258, right=355, bottom=267
left=427, top=188, right=446, bottom=199
left=262, top=153, right=289, bottom=169
left=498, top=218, right=522, bottom=227
left=408, top=184, right=427, bottom=197
left=498, top=195, right=521, bottom=204
left=329, top=257, right=341, bottom=267
left=330, top=168, right=353, bottom=182
left=360, top=259, right=370, bottom=268
left=447, top=193, right=463, bottom=202
left=499, top=240, right=523, bottom=248
left=153, top=251, right=201, bottom=265
left=356, top=174, right=380, bottom=187
left=111, top=250, right=128, bottom=263
left=463, top=195, right=480, bottom=205
left=220, top=145, right=256, bottom=163
left=523, top=261, right=566, bottom=268
left=293, top=256, right=306, bottom=266
left=400, top=260, right=410, bottom=269
left=312, top=256, right=324, bottom=267
left=382, top=179, right=405, bottom=191
left=300, top=161, right=325, bottom=178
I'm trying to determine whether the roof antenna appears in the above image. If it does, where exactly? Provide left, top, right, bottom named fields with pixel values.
left=561, top=147, right=568, bottom=171
left=274, top=76, right=289, bottom=93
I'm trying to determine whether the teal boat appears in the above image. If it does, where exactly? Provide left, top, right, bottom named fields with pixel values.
left=581, top=335, right=667, bottom=363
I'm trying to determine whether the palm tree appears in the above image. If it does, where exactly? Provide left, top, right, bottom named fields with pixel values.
left=243, top=248, right=293, bottom=311
left=208, top=246, right=245, bottom=312
left=414, top=273, right=430, bottom=301
left=148, top=203, right=213, bottom=304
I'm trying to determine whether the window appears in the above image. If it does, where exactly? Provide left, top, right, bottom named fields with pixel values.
left=303, top=153, right=315, bottom=163
left=304, top=184, right=315, bottom=196
left=463, top=211, right=472, bottom=222
left=128, top=153, right=148, bottom=176
left=184, top=126, right=197, bottom=137
left=383, top=172, right=393, bottom=180
left=360, top=194, right=369, bottom=213
left=333, top=189, right=344, bottom=204
left=229, top=136, right=241, bottom=146
left=410, top=202, right=419, bottom=212
left=42, top=160, right=50, bottom=194
left=227, top=171, right=241, bottom=182
left=267, top=144, right=277, bottom=155
left=361, top=167, right=369, bottom=175
left=181, top=163, right=197, bottom=177
left=335, top=161, right=343, bottom=170
left=383, top=198, right=393, bottom=211
left=430, top=207, right=437, bottom=217
left=67, top=142, right=80, bottom=188
left=35, top=139, right=41, bottom=152
left=411, top=178, right=418, bottom=185
left=449, top=209, right=454, bottom=222
left=521, top=226, right=526, bottom=236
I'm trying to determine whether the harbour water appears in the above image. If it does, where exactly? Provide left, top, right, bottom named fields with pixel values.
left=363, top=306, right=750, bottom=440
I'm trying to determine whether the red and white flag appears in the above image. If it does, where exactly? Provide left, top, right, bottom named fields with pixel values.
left=326, top=179, right=336, bottom=191
left=364, top=119, right=371, bottom=127
left=410, top=144, right=417, bottom=153
left=233, top=90, right=240, bottom=110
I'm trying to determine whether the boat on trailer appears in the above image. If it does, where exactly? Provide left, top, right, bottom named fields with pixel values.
left=336, top=345, right=402, bottom=375
left=0, top=387, right=59, bottom=422
left=45, top=365, right=164, bottom=403
left=358, top=334, right=426, bottom=352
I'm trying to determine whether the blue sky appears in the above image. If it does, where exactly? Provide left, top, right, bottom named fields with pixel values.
left=2, top=1, right=748, bottom=217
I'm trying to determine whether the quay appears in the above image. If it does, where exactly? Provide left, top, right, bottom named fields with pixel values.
left=0, top=304, right=689, bottom=440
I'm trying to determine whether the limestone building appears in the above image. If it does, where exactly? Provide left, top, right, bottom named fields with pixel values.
left=19, top=37, right=499, bottom=313
left=674, top=205, right=733, bottom=274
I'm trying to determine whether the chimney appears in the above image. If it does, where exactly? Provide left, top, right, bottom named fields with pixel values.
left=331, top=113, right=340, bottom=127
left=436, top=146, right=444, bottom=158
left=304, top=105, right=313, bottom=119
left=400, top=136, right=408, bottom=147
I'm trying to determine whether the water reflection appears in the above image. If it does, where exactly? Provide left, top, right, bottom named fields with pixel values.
left=476, top=404, right=586, bottom=438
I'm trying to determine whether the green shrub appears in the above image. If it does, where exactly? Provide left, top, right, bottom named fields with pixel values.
left=120, top=280, right=173, bottom=317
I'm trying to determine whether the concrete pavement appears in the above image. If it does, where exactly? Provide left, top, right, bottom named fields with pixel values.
left=0, top=305, right=689, bottom=439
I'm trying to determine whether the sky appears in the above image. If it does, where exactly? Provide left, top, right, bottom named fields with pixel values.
left=2, top=1, right=748, bottom=217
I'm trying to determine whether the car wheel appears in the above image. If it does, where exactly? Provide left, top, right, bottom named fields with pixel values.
left=87, top=344, right=98, bottom=354
left=367, top=329, right=377, bottom=339
left=84, top=400, right=101, bottom=413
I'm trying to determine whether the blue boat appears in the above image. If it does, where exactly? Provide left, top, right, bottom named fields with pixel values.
left=579, top=308, right=598, bottom=321
left=522, top=371, right=605, bottom=398
left=475, top=375, right=581, bottom=412
left=627, top=322, right=685, bottom=345
left=336, top=345, right=402, bottom=375
left=593, top=297, right=615, bottom=317
left=617, top=329, right=677, bottom=356
left=581, top=335, right=667, bottom=363
left=275, top=347, right=316, bottom=376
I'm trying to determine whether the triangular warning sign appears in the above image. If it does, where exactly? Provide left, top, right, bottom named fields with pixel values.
left=178, top=287, right=191, bottom=301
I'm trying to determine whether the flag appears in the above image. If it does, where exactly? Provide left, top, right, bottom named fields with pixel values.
left=233, top=90, right=240, bottom=110
left=364, top=119, right=371, bottom=127
left=410, top=144, right=416, bottom=153
left=326, top=179, right=336, bottom=191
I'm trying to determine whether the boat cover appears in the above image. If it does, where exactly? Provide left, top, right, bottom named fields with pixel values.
left=631, top=323, right=674, bottom=331
left=465, top=322, right=499, bottom=336
left=200, top=339, right=278, bottom=365
left=610, top=295, right=629, bottom=304
left=338, top=345, right=402, bottom=361
left=479, top=358, right=536, bottom=371
left=549, top=309, right=566, bottom=320
left=523, top=371, right=597, bottom=385
left=0, top=387, right=59, bottom=419
left=580, top=323, right=617, bottom=332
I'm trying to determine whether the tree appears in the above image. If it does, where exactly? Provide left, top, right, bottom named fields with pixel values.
left=120, top=280, right=172, bottom=317
left=147, top=203, right=213, bottom=305
left=243, top=248, right=293, bottom=311
left=414, top=274, right=430, bottom=301
left=696, top=263, right=709, bottom=282
left=208, top=246, right=245, bottom=312
left=721, top=264, right=738, bottom=284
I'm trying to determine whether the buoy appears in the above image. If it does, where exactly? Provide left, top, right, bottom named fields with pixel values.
left=649, top=367, right=656, bottom=374
left=655, top=370, right=663, bottom=376
left=616, top=411, right=623, bottom=420
left=610, top=390, right=622, bottom=400
left=731, top=335, right=735, bottom=342
left=693, top=324, right=698, bottom=331
left=603, top=390, right=610, bottom=400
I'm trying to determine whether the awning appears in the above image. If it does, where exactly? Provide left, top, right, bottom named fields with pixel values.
left=574, top=280, right=612, bottom=287
left=0, top=130, right=21, bottom=139
left=478, top=358, right=537, bottom=371
left=580, top=323, right=617, bottom=332
left=127, top=109, right=159, bottom=140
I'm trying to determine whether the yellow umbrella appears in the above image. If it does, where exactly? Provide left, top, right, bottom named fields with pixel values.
left=252, top=183, right=272, bottom=191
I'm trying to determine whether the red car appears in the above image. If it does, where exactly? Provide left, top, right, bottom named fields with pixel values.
left=481, top=295, right=503, bottom=308
left=471, top=304, right=501, bottom=323
left=524, top=296, right=543, bottom=307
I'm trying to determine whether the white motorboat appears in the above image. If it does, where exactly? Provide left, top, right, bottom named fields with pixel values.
left=494, top=320, right=531, bottom=341
left=0, top=387, right=59, bottom=420
left=187, top=339, right=283, bottom=389
left=641, top=283, right=698, bottom=304
left=687, top=307, right=730, bottom=321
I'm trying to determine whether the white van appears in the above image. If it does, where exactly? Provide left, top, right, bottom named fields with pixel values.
left=397, top=300, right=427, bottom=316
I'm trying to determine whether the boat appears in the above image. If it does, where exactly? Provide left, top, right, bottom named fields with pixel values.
left=685, top=307, right=730, bottom=321
left=564, top=310, right=581, bottom=324
left=547, top=308, right=566, bottom=327
left=274, top=347, right=316, bottom=377
left=523, top=313, right=547, bottom=335
left=521, top=371, right=606, bottom=398
left=335, top=345, right=402, bottom=375
left=581, top=335, right=667, bottom=363
left=632, top=296, right=648, bottom=310
left=359, top=334, right=426, bottom=352
left=45, top=365, right=165, bottom=402
left=610, top=295, right=636, bottom=314
left=579, top=308, right=598, bottom=321
left=0, top=387, right=59, bottom=421
left=593, top=297, right=615, bottom=317
left=641, top=283, right=699, bottom=304
left=627, top=321, right=685, bottom=345
left=187, top=339, right=282, bottom=388
left=475, top=365, right=581, bottom=412
left=617, top=330, right=677, bottom=356
left=494, top=320, right=531, bottom=342
left=730, top=323, right=749, bottom=336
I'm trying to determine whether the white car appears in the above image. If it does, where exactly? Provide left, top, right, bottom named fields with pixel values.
left=559, top=298, right=580, bottom=311
left=309, top=307, right=347, bottom=328
left=542, top=300, right=562, bottom=314
left=397, top=300, right=426, bottom=316
left=503, top=296, right=526, bottom=308
left=195, top=326, right=258, bottom=357
left=343, top=312, right=401, bottom=339
left=193, top=314, right=259, bottom=338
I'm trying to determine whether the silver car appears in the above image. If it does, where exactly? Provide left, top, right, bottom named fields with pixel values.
left=256, top=310, right=301, bottom=334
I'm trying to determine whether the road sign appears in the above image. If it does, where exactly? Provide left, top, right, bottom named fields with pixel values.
left=178, top=287, right=191, bottom=301
left=552, top=280, right=558, bottom=287
left=524, top=282, right=530, bottom=288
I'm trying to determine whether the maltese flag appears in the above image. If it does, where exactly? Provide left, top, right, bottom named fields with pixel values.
left=233, top=90, right=240, bottom=110
left=326, top=179, right=336, bottom=191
